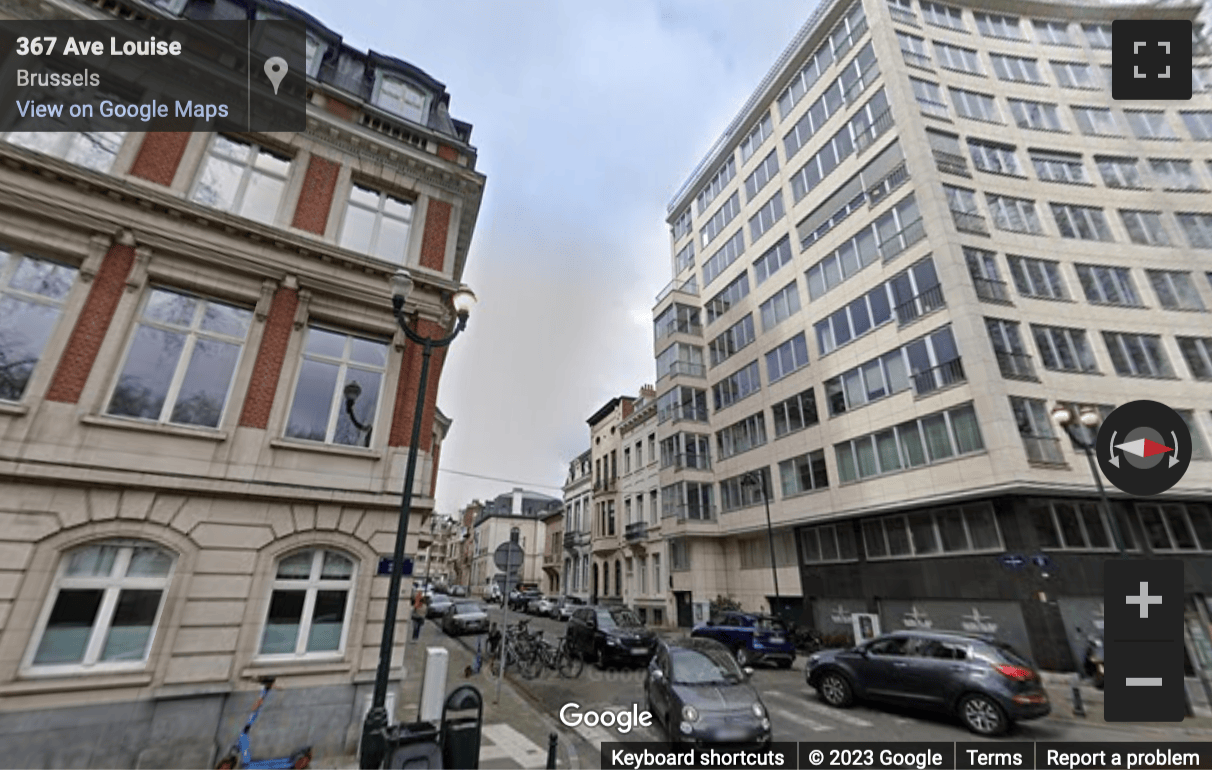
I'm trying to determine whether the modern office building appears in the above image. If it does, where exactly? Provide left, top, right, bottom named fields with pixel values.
left=657, top=0, right=1212, bottom=668
left=0, top=0, right=484, bottom=764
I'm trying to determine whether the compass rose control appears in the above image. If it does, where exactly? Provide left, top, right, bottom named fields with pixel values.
left=1096, top=400, right=1191, bottom=496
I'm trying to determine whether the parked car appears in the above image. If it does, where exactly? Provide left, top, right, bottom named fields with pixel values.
left=554, top=596, right=586, bottom=621
left=509, top=588, right=542, bottom=611
left=567, top=605, right=657, bottom=668
left=645, top=637, right=771, bottom=747
left=449, top=585, right=468, bottom=598
left=691, top=611, right=795, bottom=669
left=485, top=583, right=502, bottom=603
left=525, top=595, right=548, bottom=615
left=426, top=593, right=455, bottom=619
left=805, top=630, right=1050, bottom=736
left=443, top=602, right=490, bottom=636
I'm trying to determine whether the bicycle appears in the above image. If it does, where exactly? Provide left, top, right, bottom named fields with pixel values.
left=215, top=677, right=312, bottom=769
left=489, top=623, right=541, bottom=679
left=533, top=634, right=584, bottom=678
left=787, top=623, right=823, bottom=653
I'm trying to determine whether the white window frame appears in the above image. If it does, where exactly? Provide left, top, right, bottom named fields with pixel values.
left=1007, top=255, right=1067, bottom=299
left=1102, top=331, right=1174, bottom=378
left=1097, top=156, right=1145, bottom=189
left=759, top=280, right=801, bottom=331
left=0, top=251, right=77, bottom=403
left=934, top=41, right=982, bottom=75
left=1125, top=111, right=1177, bottom=140
left=949, top=87, right=1001, bottom=123
left=1033, top=20, right=1073, bottom=46
left=1009, top=99, right=1064, bottom=132
left=968, top=139, right=1021, bottom=175
left=371, top=73, right=428, bottom=124
left=1149, top=158, right=1203, bottom=191
left=337, top=184, right=415, bottom=265
left=1147, top=269, right=1206, bottom=311
left=1076, top=263, right=1141, bottom=306
left=974, top=11, right=1022, bottom=39
left=257, top=549, right=357, bottom=660
left=1051, top=202, right=1113, bottom=241
left=986, top=194, right=1043, bottom=234
left=1073, top=106, right=1121, bottom=137
left=190, top=136, right=292, bottom=225
left=1031, top=150, right=1086, bottom=184
left=284, top=326, right=389, bottom=446
left=24, top=540, right=175, bottom=675
left=922, top=1, right=965, bottom=31
left=1031, top=324, right=1098, bottom=373
left=990, top=53, right=1043, bottom=84
left=1120, top=210, right=1171, bottom=246
left=1178, top=213, right=1212, bottom=248
left=1052, top=61, right=1096, bottom=89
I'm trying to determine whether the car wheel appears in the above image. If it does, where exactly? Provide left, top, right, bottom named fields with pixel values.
left=818, top=671, right=854, bottom=708
left=958, top=693, right=1008, bottom=736
left=776, top=659, right=792, bottom=670
left=735, top=646, right=753, bottom=667
left=596, top=642, right=609, bottom=669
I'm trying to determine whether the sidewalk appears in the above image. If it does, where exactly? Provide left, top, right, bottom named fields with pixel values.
left=312, top=622, right=578, bottom=769
left=1039, top=671, right=1212, bottom=734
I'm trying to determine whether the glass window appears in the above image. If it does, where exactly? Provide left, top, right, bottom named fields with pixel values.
left=935, top=42, right=982, bottom=74
left=986, top=194, right=1043, bottom=234
left=1126, top=111, right=1177, bottom=140
left=0, top=250, right=77, bottom=401
left=1147, top=270, right=1205, bottom=311
left=1075, top=264, right=1141, bottom=306
left=1051, top=203, right=1113, bottom=241
left=1097, top=156, right=1145, bottom=189
left=106, top=289, right=252, bottom=428
left=968, top=139, right=1020, bottom=175
left=1031, top=324, right=1098, bottom=373
left=373, top=75, right=426, bottom=123
left=285, top=327, right=389, bottom=446
left=949, top=87, right=1001, bottom=123
left=922, top=1, right=965, bottom=30
left=1052, top=61, right=1096, bottom=89
left=5, top=130, right=126, bottom=173
left=338, top=185, right=414, bottom=265
left=1181, top=111, right=1212, bottom=140
left=1034, top=20, right=1072, bottom=45
left=1009, top=99, right=1063, bottom=131
left=1102, top=331, right=1174, bottom=378
left=1030, top=150, right=1086, bottom=184
left=29, top=541, right=174, bottom=671
left=1072, top=107, right=1121, bottom=137
left=191, top=136, right=291, bottom=225
left=990, top=53, right=1043, bottom=84
left=1120, top=210, right=1171, bottom=246
left=1149, top=158, right=1203, bottom=191
left=975, top=12, right=1022, bottom=39
left=259, top=549, right=355, bottom=657
left=1177, top=213, right=1212, bottom=248
left=1177, top=337, right=1212, bottom=380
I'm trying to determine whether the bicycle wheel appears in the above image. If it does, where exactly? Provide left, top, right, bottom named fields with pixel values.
left=558, top=645, right=584, bottom=678
left=519, top=646, right=543, bottom=680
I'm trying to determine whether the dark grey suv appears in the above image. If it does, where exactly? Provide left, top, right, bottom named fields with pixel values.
left=804, top=631, right=1050, bottom=736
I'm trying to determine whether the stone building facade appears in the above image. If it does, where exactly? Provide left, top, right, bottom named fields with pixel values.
left=0, top=0, right=484, bottom=765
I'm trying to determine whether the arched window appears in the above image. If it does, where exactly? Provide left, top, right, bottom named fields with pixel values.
left=260, top=549, right=355, bottom=658
left=28, top=539, right=175, bottom=672
left=614, top=559, right=622, bottom=596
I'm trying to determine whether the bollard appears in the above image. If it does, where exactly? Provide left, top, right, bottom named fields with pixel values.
left=546, top=732, right=558, bottom=769
left=1071, top=675, right=1086, bottom=717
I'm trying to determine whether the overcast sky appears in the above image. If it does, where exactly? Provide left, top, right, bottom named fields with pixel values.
left=290, top=0, right=818, bottom=514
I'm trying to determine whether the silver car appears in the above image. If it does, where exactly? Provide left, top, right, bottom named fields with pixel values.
left=442, top=602, right=490, bottom=636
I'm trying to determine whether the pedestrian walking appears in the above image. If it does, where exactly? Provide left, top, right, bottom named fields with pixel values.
left=410, top=591, right=426, bottom=640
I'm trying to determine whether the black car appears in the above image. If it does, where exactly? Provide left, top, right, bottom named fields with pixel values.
left=567, top=605, right=657, bottom=667
left=646, top=638, right=771, bottom=747
left=805, top=630, right=1050, bottom=736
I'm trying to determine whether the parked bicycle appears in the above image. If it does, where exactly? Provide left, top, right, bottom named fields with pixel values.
left=788, top=623, right=823, bottom=653
left=488, top=621, right=541, bottom=679
left=532, top=633, right=584, bottom=678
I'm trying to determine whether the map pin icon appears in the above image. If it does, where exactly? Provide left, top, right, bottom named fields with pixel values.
left=264, top=57, right=288, bottom=95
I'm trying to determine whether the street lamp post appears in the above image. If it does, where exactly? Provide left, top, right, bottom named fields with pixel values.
left=742, top=470, right=780, bottom=616
left=359, top=269, right=476, bottom=770
left=1050, top=404, right=1124, bottom=554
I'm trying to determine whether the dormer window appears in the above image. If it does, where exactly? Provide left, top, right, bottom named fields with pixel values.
left=305, top=35, right=327, bottom=78
left=373, top=74, right=426, bottom=124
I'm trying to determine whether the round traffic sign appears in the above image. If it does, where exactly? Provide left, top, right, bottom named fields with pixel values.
left=493, top=542, right=524, bottom=572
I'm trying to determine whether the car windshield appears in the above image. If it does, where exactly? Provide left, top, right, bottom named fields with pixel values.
left=669, top=647, right=744, bottom=685
left=454, top=603, right=482, bottom=614
left=599, top=609, right=642, bottom=628
left=755, top=617, right=786, bottom=632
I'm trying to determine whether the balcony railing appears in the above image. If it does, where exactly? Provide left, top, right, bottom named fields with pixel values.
left=889, top=5, right=919, bottom=25
left=855, top=109, right=894, bottom=155
left=902, top=50, right=933, bottom=70
left=879, top=218, right=926, bottom=263
left=662, top=504, right=716, bottom=523
left=912, top=357, right=966, bottom=395
left=995, top=351, right=1039, bottom=381
left=662, top=361, right=706, bottom=379
left=867, top=163, right=910, bottom=208
left=544, top=550, right=560, bottom=566
left=655, top=276, right=700, bottom=304
left=669, top=453, right=711, bottom=471
left=895, top=284, right=945, bottom=326
left=933, top=150, right=970, bottom=177
left=594, top=476, right=618, bottom=492
left=625, top=522, right=648, bottom=541
left=1022, top=435, right=1065, bottom=465
left=656, top=320, right=703, bottom=340
left=658, top=404, right=709, bottom=424
left=973, top=277, right=1012, bottom=304
left=564, top=531, right=591, bottom=549
left=951, top=210, right=990, bottom=235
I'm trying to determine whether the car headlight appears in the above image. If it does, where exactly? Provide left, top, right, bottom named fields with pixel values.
left=751, top=702, right=765, bottom=718
left=682, top=705, right=699, bottom=723
left=606, top=637, right=619, bottom=646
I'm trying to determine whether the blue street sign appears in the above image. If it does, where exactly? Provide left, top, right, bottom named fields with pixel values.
left=377, top=556, right=414, bottom=576
left=999, top=553, right=1027, bottom=570
left=1031, top=553, right=1054, bottom=570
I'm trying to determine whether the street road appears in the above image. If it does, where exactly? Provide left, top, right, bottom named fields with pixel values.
left=430, top=604, right=1212, bottom=768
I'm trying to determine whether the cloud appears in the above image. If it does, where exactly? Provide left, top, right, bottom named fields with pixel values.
left=286, top=0, right=818, bottom=512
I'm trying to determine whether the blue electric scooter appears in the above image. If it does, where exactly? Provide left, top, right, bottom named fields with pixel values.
left=215, top=677, right=313, bottom=769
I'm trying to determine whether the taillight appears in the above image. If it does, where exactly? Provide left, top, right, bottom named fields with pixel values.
left=993, top=663, right=1036, bottom=681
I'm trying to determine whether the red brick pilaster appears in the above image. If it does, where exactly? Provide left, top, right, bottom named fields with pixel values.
left=388, top=318, right=448, bottom=452
left=45, top=242, right=136, bottom=404
left=291, top=155, right=340, bottom=235
left=418, top=200, right=452, bottom=272
left=129, top=133, right=191, bottom=186
left=325, top=99, right=354, bottom=121
left=238, top=286, right=299, bottom=429
left=436, top=145, right=458, bottom=163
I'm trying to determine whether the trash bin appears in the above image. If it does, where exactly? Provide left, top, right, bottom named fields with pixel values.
left=441, top=685, right=483, bottom=770
left=386, top=721, right=442, bottom=769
